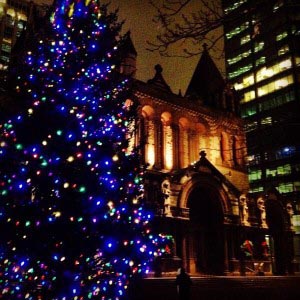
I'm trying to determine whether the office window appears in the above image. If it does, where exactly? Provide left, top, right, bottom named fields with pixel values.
left=256, top=58, right=292, bottom=83
left=261, top=116, right=272, bottom=126
left=277, top=183, right=293, bottom=193
left=241, top=34, right=251, bottom=45
left=241, top=104, right=256, bottom=117
left=234, top=82, right=243, bottom=90
left=227, top=49, right=251, bottom=66
left=256, top=56, right=266, bottom=67
left=243, top=74, right=254, bottom=88
left=249, top=169, right=262, bottom=181
left=228, top=64, right=252, bottom=79
left=273, top=1, right=284, bottom=12
left=247, top=154, right=261, bottom=165
left=244, top=120, right=258, bottom=131
left=266, top=168, right=277, bottom=177
left=278, top=45, right=289, bottom=56
left=294, top=182, right=300, bottom=192
left=224, top=0, right=246, bottom=14
left=276, top=31, right=288, bottom=41
left=243, top=90, right=255, bottom=102
left=0, top=5, right=4, bottom=17
left=1, top=44, right=11, bottom=53
left=249, top=186, right=264, bottom=193
left=258, top=90, right=295, bottom=112
left=257, top=75, right=293, bottom=97
left=256, top=67, right=272, bottom=82
left=277, top=164, right=292, bottom=175
left=254, top=41, right=264, bottom=52
left=226, top=22, right=249, bottom=40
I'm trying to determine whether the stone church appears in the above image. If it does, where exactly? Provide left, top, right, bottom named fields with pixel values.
left=120, top=34, right=296, bottom=276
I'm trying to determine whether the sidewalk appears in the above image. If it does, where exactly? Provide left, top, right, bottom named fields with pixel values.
left=131, top=275, right=300, bottom=300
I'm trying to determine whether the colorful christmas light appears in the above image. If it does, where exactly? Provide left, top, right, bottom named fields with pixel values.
left=0, top=1, right=173, bottom=299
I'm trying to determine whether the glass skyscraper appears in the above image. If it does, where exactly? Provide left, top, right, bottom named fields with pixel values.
left=0, top=0, right=45, bottom=82
left=222, top=0, right=300, bottom=265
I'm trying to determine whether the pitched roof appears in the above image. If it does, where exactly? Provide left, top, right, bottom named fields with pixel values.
left=185, top=44, right=225, bottom=109
left=120, top=31, right=137, bottom=56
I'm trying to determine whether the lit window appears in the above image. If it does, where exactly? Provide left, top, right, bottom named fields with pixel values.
left=241, top=34, right=251, bottom=45
left=279, top=59, right=292, bottom=69
left=256, top=57, right=266, bottom=67
left=254, top=41, right=264, bottom=52
left=294, top=182, right=300, bottom=192
left=244, top=120, right=258, bottom=131
left=249, top=169, right=262, bottom=181
left=243, top=90, right=255, bottom=102
left=277, top=164, right=291, bottom=175
left=226, top=22, right=249, bottom=40
left=278, top=45, right=289, bottom=56
left=266, top=168, right=277, bottom=177
left=224, top=0, right=247, bottom=14
left=234, top=82, right=243, bottom=90
left=261, top=116, right=272, bottom=126
left=228, top=64, right=252, bottom=79
left=227, top=50, right=251, bottom=66
left=242, top=74, right=254, bottom=87
left=273, top=1, right=283, bottom=12
left=277, top=183, right=293, bottom=194
left=276, top=31, right=288, bottom=41
left=256, top=58, right=292, bottom=83
left=257, top=75, right=293, bottom=97
left=247, top=154, right=261, bottom=165
left=249, top=186, right=264, bottom=193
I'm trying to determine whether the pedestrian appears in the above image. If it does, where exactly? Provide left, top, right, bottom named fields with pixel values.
left=176, top=267, right=192, bottom=300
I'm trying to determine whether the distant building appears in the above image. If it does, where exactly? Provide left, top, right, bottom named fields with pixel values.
left=0, top=0, right=46, bottom=81
left=222, top=0, right=300, bottom=272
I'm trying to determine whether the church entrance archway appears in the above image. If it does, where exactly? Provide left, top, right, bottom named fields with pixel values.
left=186, top=184, right=225, bottom=275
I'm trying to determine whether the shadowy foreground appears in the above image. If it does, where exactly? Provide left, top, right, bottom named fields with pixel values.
left=130, top=275, right=300, bottom=300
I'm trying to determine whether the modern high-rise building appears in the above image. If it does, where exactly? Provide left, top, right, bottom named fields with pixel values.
left=222, top=0, right=300, bottom=265
left=0, top=0, right=45, bottom=82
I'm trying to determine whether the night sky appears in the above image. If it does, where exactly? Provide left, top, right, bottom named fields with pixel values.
left=32, top=0, right=224, bottom=95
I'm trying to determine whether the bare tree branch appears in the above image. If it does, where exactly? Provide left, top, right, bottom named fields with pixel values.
left=147, top=0, right=227, bottom=57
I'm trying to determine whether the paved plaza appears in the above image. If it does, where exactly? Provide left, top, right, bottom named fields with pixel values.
left=130, top=275, right=300, bottom=300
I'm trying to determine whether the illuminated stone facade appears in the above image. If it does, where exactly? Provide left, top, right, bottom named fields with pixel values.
left=121, top=39, right=297, bottom=275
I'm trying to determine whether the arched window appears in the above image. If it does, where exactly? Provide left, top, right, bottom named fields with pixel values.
left=179, top=118, right=190, bottom=168
left=161, top=112, right=173, bottom=170
left=221, top=132, right=231, bottom=163
left=142, top=105, right=155, bottom=167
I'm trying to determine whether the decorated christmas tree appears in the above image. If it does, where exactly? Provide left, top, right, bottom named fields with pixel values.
left=0, top=1, right=164, bottom=299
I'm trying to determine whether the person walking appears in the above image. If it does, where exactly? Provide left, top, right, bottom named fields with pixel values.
left=176, top=267, right=192, bottom=300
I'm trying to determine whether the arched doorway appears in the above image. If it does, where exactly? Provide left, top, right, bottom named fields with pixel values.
left=186, top=184, right=225, bottom=275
